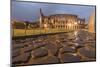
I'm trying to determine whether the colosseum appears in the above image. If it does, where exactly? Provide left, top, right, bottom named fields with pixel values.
left=39, top=9, right=86, bottom=30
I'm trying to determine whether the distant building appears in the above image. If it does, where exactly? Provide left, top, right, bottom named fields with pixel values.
left=11, top=20, right=39, bottom=29
left=11, top=9, right=87, bottom=30
left=11, top=20, right=26, bottom=29
left=39, top=8, right=86, bottom=30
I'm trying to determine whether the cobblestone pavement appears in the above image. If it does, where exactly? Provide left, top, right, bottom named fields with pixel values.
left=12, top=30, right=96, bottom=66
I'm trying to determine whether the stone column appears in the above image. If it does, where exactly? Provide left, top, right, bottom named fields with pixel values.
left=88, top=11, right=95, bottom=33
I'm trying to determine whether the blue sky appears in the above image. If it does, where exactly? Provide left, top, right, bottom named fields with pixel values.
left=11, top=1, right=95, bottom=22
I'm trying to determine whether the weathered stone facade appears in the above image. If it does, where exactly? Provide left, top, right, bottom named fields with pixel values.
left=88, top=11, right=95, bottom=33
left=39, top=9, right=86, bottom=30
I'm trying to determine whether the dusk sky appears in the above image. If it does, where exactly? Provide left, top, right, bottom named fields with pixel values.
left=11, top=1, right=95, bottom=22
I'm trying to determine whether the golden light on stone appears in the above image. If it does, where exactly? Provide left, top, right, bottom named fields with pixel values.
left=44, top=24, right=48, bottom=29
left=88, top=11, right=95, bottom=33
left=68, top=23, right=72, bottom=27
left=39, top=9, right=86, bottom=30
left=74, top=22, right=77, bottom=25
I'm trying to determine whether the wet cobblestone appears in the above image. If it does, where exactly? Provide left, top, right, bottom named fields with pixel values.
left=12, top=30, right=96, bottom=65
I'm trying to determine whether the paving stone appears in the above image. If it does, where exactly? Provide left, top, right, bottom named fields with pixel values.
left=33, top=42, right=46, bottom=49
left=85, top=42, right=96, bottom=48
left=44, top=43, right=58, bottom=56
left=12, top=43, right=28, bottom=50
left=60, top=53, right=81, bottom=63
left=12, top=30, right=96, bottom=65
left=12, top=49, right=20, bottom=57
left=76, top=30, right=95, bottom=41
left=81, top=57, right=96, bottom=61
left=24, top=41, right=33, bottom=46
left=59, top=46, right=76, bottom=54
left=21, top=46, right=34, bottom=53
left=61, top=42, right=69, bottom=47
left=12, top=52, right=31, bottom=64
left=31, top=47, right=48, bottom=58
left=78, top=47, right=96, bottom=58
left=74, top=39, right=85, bottom=44
left=28, top=56, right=59, bottom=65
left=74, top=43, right=85, bottom=48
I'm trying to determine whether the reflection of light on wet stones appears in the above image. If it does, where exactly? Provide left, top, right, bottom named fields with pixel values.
left=12, top=30, right=96, bottom=65
left=60, top=46, right=76, bottom=54
left=77, top=30, right=95, bottom=42
left=74, top=37, right=85, bottom=44
left=74, top=31, right=78, bottom=36
left=20, top=40, right=26, bottom=43
left=31, top=47, right=48, bottom=58
left=74, top=43, right=79, bottom=46
left=74, top=43, right=84, bottom=48
left=28, top=56, right=59, bottom=64
left=60, top=53, right=81, bottom=63
left=25, top=38, right=31, bottom=42
left=15, top=40, right=21, bottom=44
left=78, top=47, right=96, bottom=58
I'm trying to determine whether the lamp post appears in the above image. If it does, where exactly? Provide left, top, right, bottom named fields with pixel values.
left=24, top=23, right=26, bottom=36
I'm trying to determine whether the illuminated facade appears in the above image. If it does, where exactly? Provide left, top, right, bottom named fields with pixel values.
left=39, top=9, right=86, bottom=30
left=88, top=11, right=95, bottom=33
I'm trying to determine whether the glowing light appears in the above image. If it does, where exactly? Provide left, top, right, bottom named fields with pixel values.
left=44, top=24, right=47, bottom=28
left=72, top=53, right=77, bottom=56
left=75, top=43, right=79, bottom=46
left=74, top=31, right=78, bottom=36
left=74, top=22, right=77, bottom=25
left=67, top=23, right=72, bottom=27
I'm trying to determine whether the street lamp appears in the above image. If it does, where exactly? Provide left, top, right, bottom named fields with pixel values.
left=24, top=23, right=26, bottom=36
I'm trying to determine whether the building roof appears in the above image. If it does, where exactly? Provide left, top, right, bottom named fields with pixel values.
left=49, top=14, right=77, bottom=18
